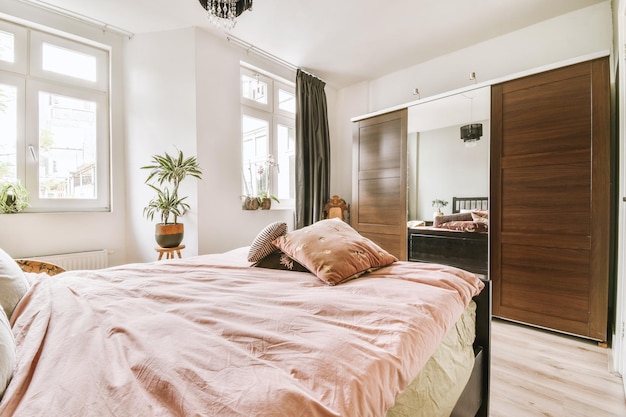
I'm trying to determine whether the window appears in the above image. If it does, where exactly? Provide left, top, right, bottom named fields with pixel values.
left=241, top=65, right=295, bottom=207
left=0, top=18, right=110, bottom=212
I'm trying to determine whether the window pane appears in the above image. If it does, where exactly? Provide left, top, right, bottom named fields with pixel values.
left=278, top=89, right=295, bottom=114
left=241, top=73, right=267, bottom=104
left=0, top=31, right=14, bottom=63
left=38, top=91, right=97, bottom=199
left=42, top=42, right=97, bottom=82
left=276, top=123, right=295, bottom=200
left=0, top=83, right=17, bottom=182
left=242, top=115, right=268, bottom=196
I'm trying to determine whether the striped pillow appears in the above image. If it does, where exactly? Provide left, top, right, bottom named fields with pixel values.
left=247, top=222, right=288, bottom=262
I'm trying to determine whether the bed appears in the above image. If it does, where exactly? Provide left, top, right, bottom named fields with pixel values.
left=0, top=219, right=490, bottom=417
left=408, top=197, right=489, bottom=276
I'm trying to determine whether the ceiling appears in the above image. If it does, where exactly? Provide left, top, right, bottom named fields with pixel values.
left=31, top=0, right=606, bottom=88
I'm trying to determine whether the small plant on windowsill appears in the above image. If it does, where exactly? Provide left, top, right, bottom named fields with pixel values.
left=0, top=181, right=29, bottom=214
left=242, top=155, right=280, bottom=210
left=432, top=199, right=448, bottom=217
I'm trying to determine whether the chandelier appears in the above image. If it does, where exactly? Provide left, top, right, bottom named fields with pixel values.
left=198, top=0, right=253, bottom=31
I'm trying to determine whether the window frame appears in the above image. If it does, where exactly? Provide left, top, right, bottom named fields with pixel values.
left=0, top=17, right=111, bottom=213
left=25, top=79, right=110, bottom=211
left=240, top=64, right=295, bottom=208
left=0, top=19, right=27, bottom=74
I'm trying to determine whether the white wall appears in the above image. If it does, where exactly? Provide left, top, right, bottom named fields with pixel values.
left=0, top=1, right=128, bottom=266
left=365, top=1, right=613, bottom=113
left=124, top=28, right=199, bottom=263
left=193, top=28, right=295, bottom=256
left=412, top=122, right=490, bottom=220
left=124, top=27, right=329, bottom=262
left=336, top=0, right=613, bottom=214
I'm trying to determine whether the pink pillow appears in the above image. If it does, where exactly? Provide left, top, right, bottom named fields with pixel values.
left=471, top=210, right=489, bottom=225
left=272, top=219, right=397, bottom=285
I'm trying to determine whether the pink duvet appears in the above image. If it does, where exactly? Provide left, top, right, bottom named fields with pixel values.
left=0, top=249, right=483, bottom=417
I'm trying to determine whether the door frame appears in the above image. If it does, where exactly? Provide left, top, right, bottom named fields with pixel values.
left=614, top=0, right=626, bottom=393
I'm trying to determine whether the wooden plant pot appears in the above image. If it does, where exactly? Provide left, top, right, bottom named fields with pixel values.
left=155, top=223, right=184, bottom=248
left=259, top=198, right=272, bottom=210
left=242, top=196, right=260, bottom=210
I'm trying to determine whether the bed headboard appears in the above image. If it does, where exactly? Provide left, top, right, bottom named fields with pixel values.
left=452, top=197, right=488, bottom=213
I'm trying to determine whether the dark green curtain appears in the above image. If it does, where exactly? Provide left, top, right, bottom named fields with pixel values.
left=295, top=69, right=330, bottom=229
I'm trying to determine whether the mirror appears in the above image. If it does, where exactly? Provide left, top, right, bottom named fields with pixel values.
left=407, top=86, right=490, bottom=223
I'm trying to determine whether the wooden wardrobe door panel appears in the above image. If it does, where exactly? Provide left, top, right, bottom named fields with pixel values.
left=491, top=57, right=610, bottom=342
left=353, top=109, right=407, bottom=260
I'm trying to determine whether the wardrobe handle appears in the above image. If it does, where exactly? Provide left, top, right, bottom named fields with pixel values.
left=28, top=145, right=37, bottom=162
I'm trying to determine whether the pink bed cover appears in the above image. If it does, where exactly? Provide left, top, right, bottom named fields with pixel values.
left=0, top=249, right=483, bottom=417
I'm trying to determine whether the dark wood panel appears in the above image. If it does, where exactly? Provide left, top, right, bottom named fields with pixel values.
left=357, top=119, right=403, bottom=172
left=360, top=231, right=403, bottom=260
left=499, top=243, right=590, bottom=323
left=501, top=74, right=591, bottom=157
left=501, top=162, right=591, bottom=235
left=352, top=109, right=407, bottom=261
left=501, top=232, right=591, bottom=251
left=491, top=57, right=611, bottom=342
left=357, top=177, right=403, bottom=225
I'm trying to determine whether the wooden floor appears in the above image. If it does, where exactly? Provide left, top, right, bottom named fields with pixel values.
left=490, top=319, right=626, bottom=417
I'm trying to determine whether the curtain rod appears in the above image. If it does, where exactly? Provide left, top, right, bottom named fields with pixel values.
left=16, top=0, right=134, bottom=39
left=226, top=34, right=324, bottom=82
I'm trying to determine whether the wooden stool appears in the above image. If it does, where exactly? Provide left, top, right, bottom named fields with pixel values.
left=155, top=245, right=185, bottom=260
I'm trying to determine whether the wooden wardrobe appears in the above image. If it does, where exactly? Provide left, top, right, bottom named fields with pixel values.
left=490, top=57, right=611, bottom=342
left=352, top=109, right=407, bottom=260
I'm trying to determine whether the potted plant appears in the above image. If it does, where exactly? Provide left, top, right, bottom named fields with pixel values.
left=432, top=199, right=448, bottom=218
left=0, top=181, right=29, bottom=214
left=242, top=155, right=280, bottom=210
left=142, top=149, right=203, bottom=248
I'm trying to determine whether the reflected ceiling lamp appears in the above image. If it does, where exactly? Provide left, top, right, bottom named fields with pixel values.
left=460, top=71, right=483, bottom=148
left=198, top=0, right=253, bottom=31
left=460, top=123, right=483, bottom=147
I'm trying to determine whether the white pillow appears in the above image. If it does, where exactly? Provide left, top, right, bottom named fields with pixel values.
left=0, top=308, right=15, bottom=398
left=0, top=248, right=29, bottom=320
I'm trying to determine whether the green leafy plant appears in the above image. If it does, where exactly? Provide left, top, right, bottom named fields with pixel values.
left=0, top=181, right=29, bottom=214
left=141, top=149, right=203, bottom=224
left=257, top=190, right=280, bottom=204
left=432, top=199, right=448, bottom=212
left=244, top=155, right=280, bottom=205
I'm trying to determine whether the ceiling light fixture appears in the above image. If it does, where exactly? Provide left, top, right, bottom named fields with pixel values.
left=198, top=0, right=253, bottom=31
left=460, top=72, right=483, bottom=147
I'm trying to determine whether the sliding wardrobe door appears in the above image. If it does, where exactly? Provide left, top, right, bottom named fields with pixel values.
left=491, top=57, right=611, bottom=341
left=352, top=109, right=407, bottom=260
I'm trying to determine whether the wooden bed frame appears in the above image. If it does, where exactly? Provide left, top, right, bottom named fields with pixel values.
left=452, top=196, right=489, bottom=213
left=410, top=197, right=491, bottom=417
left=407, top=197, right=488, bottom=276
left=450, top=277, right=490, bottom=417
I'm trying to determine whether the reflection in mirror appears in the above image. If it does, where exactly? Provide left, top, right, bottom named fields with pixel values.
left=407, top=86, right=490, bottom=223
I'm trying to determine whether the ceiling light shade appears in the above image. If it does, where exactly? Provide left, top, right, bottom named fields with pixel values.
left=198, top=0, right=253, bottom=30
left=460, top=123, right=483, bottom=147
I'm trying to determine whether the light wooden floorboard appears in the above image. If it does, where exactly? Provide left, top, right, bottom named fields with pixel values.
left=490, top=319, right=626, bottom=417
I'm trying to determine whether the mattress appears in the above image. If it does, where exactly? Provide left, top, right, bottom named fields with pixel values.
left=387, top=301, right=477, bottom=417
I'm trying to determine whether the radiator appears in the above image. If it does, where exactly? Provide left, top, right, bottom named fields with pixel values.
left=30, top=249, right=109, bottom=270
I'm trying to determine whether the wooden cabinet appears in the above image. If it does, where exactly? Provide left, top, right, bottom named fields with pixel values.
left=490, top=57, right=611, bottom=342
left=352, top=109, right=407, bottom=260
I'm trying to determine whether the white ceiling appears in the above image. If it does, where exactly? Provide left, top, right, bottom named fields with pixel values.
left=31, top=0, right=605, bottom=88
